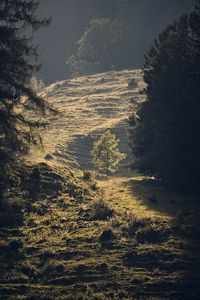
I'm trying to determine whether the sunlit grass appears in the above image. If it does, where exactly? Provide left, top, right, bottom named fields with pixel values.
left=1, top=69, right=200, bottom=299
left=26, top=69, right=144, bottom=169
left=1, top=168, right=200, bottom=298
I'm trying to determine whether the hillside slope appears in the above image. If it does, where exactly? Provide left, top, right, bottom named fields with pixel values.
left=1, top=69, right=200, bottom=299
left=29, top=69, right=144, bottom=172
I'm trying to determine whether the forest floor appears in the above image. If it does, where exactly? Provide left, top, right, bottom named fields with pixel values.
left=0, top=70, right=200, bottom=299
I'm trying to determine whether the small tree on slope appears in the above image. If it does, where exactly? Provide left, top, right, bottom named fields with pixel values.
left=91, top=130, right=126, bottom=176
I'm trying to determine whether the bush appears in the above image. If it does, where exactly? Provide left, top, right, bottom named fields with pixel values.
left=136, top=223, right=170, bottom=244
left=99, top=229, right=115, bottom=245
left=91, top=182, right=98, bottom=191
left=82, top=170, right=93, bottom=182
left=121, top=214, right=150, bottom=238
left=90, top=199, right=113, bottom=220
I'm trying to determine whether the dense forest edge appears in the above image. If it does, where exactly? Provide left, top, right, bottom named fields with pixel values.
left=0, top=0, right=200, bottom=299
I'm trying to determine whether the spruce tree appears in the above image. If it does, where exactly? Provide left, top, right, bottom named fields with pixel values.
left=91, top=130, right=126, bottom=176
left=0, top=0, right=50, bottom=199
left=129, top=2, right=200, bottom=194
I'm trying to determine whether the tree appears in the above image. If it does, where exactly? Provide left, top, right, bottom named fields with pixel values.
left=129, top=1, right=200, bottom=194
left=67, top=18, right=124, bottom=76
left=0, top=0, right=50, bottom=200
left=91, top=130, right=126, bottom=176
left=34, top=0, right=196, bottom=82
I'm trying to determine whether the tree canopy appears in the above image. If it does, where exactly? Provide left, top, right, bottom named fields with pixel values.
left=35, top=0, right=196, bottom=82
left=129, top=1, right=200, bottom=194
left=67, top=18, right=124, bottom=76
left=91, top=130, right=126, bottom=176
left=0, top=0, right=49, bottom=198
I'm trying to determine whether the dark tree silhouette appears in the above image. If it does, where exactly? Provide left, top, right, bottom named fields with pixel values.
left=0, top=0, right=50, bottom=199
left=67, top=18, right=124, bottom=76
left=36, top=0, right=196, bottom=82
left=129, top=1, right=200, bottom=194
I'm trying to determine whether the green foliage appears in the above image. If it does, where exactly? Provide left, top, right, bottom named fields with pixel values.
left=0, top=0, right=50, bottom=199
left=67, top=18, right=124, bottom=76
left=82, top=170, right=93, bottom=182
left=39, top=0, right=196, bottom=82
left=91, top=130, right=126, bottom=176
left=129, top=1, right=200, bottom=194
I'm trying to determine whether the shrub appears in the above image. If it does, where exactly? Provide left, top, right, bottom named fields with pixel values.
left=44, top=154, right=54, bottom=161
left=75, top=264, right=88, bottom=276
left=99, top=229, right=115, bottom=245
left=91, top=182, right=98, bottom=191
left=90, top=199, right=113, bottom=220
left=95, top=263, right=109, bottom=272
left=121, top=214, right=150, bottom=238
left=82, top=170, right=93, bottom=182
left=136, top=223, right=170, bottom=244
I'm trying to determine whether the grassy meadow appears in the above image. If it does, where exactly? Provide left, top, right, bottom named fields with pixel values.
left=28, top=69, right=145, bottom=169
left=1, top=69, right=200, bottom=299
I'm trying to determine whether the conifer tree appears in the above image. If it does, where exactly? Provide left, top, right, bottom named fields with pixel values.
left=129, top=1, right=200, bottom=194
left=0, top=0, right=50, bottom=198
left=67, top=18, right=124, bottom=76
left=91, top=130, right=126, bottom=176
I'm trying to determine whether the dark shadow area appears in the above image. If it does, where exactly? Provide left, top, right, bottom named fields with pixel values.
left=122, top=178, right=200, bottom=299
left=123, top=178, right=200, bottom=217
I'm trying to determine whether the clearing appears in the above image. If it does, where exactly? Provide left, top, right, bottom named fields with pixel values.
left=0, top=70, right=200, bottom=299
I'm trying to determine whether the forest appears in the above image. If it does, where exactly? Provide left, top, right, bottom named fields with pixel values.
left=0, top=0, right=200, bottom=299
left=36, top=0, right=196, bottom=83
